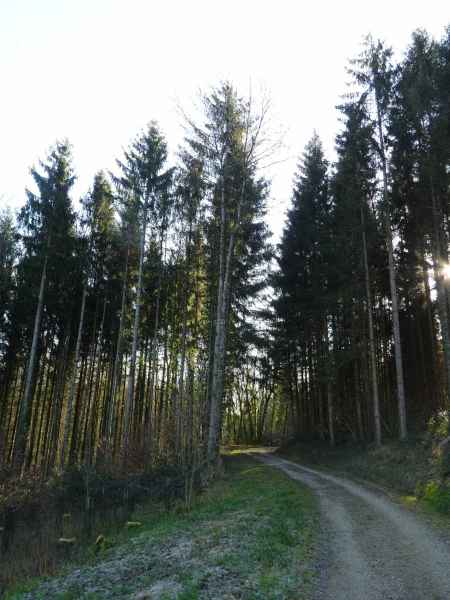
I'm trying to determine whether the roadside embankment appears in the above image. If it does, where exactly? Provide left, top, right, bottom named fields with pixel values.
left=6, top=454, right=319, bottom=600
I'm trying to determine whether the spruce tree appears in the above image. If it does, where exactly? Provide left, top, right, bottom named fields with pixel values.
left=14, top=141, right=76, bottom=469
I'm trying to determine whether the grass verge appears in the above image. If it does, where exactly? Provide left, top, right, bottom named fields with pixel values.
left=278, top=439, right=450, bottom=518
left=279, top=439, right=430, bottom=492
left=6, top=454, right=319, bottom=600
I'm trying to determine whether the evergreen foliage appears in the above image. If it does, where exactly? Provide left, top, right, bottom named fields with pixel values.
left=1, top=24, right=450, bottom=478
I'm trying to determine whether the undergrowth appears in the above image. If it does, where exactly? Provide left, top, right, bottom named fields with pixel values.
left=5, top=454, right=319, bottom=600
left=0, top=456, right=204, bottom=596
left=279, top=413, right=450, bottom=515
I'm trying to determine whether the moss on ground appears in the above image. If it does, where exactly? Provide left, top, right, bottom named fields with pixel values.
left=5, top=454, right=319, bottom=600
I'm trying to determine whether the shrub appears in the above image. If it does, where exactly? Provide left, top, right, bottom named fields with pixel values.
left=422, top=480, right=450, bottom=514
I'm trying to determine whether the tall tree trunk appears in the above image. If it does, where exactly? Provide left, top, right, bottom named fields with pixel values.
left=325, top=319, right=335, bottom=446
left=374, top=87, right=407, bottom=441
left=60, top=286, right=87, bottom=468
left=354, top=360, right=364, bottom=441
left=176, top=219, right=194, bottom=460
left=430, top=179, right=450, bottom=407
left=207, top=178, right=226, bottom=462
left=361, top=205, right=382, bottom=446
left=108, top=244, right=129, bottom=442
left=146, top=227, right=165, bottom=449
left=47, top=326, right=71, bottom=473
left=207, top=178, right=246, bottom=461
left=82, top=297, right=105, bottom=464
left=123, top=207, right=148, bottom=453
left=27, top=338, right=48, bottom=467
left=14, top=254, right=48, bottom=468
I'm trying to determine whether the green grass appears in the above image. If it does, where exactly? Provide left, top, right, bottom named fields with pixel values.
left=422, top=479, right=450, bottom=513
left=279, top=438, right=433, bottom=492
left=279, top=438, right=450, bottom=519
left=6, top=454, right=319, bottom=600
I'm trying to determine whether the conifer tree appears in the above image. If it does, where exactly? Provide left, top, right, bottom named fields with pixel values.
left=183, top=83, right=273, bottom=461
left=114, top=123, right=173, bottom=455
left=351, top=37, right=408, bottom=440
left=14, top=141, right=76, bottom=468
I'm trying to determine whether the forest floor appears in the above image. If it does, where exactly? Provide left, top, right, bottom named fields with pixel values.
left=5, top=454, right=319, bottom=600
left=257, top=450, right=450, bottom=600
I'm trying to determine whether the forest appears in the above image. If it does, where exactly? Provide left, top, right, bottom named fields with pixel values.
left=1, top=25, right=450, bottom=487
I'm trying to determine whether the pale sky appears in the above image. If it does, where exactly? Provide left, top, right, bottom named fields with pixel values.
left=1, top=0, right=448, bottom=239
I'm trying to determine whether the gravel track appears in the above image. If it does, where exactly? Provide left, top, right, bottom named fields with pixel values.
left=256, top=452, right=450, bottom=600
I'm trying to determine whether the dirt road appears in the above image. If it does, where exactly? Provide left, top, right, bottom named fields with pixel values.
left=256, top=452, right=450, bottom=600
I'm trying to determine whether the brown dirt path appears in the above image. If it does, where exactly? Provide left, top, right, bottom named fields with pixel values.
left=255, top=452, right=450, bottom=600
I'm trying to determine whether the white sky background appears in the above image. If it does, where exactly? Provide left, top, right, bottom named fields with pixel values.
left=1, top=0, right=448, bottom=240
